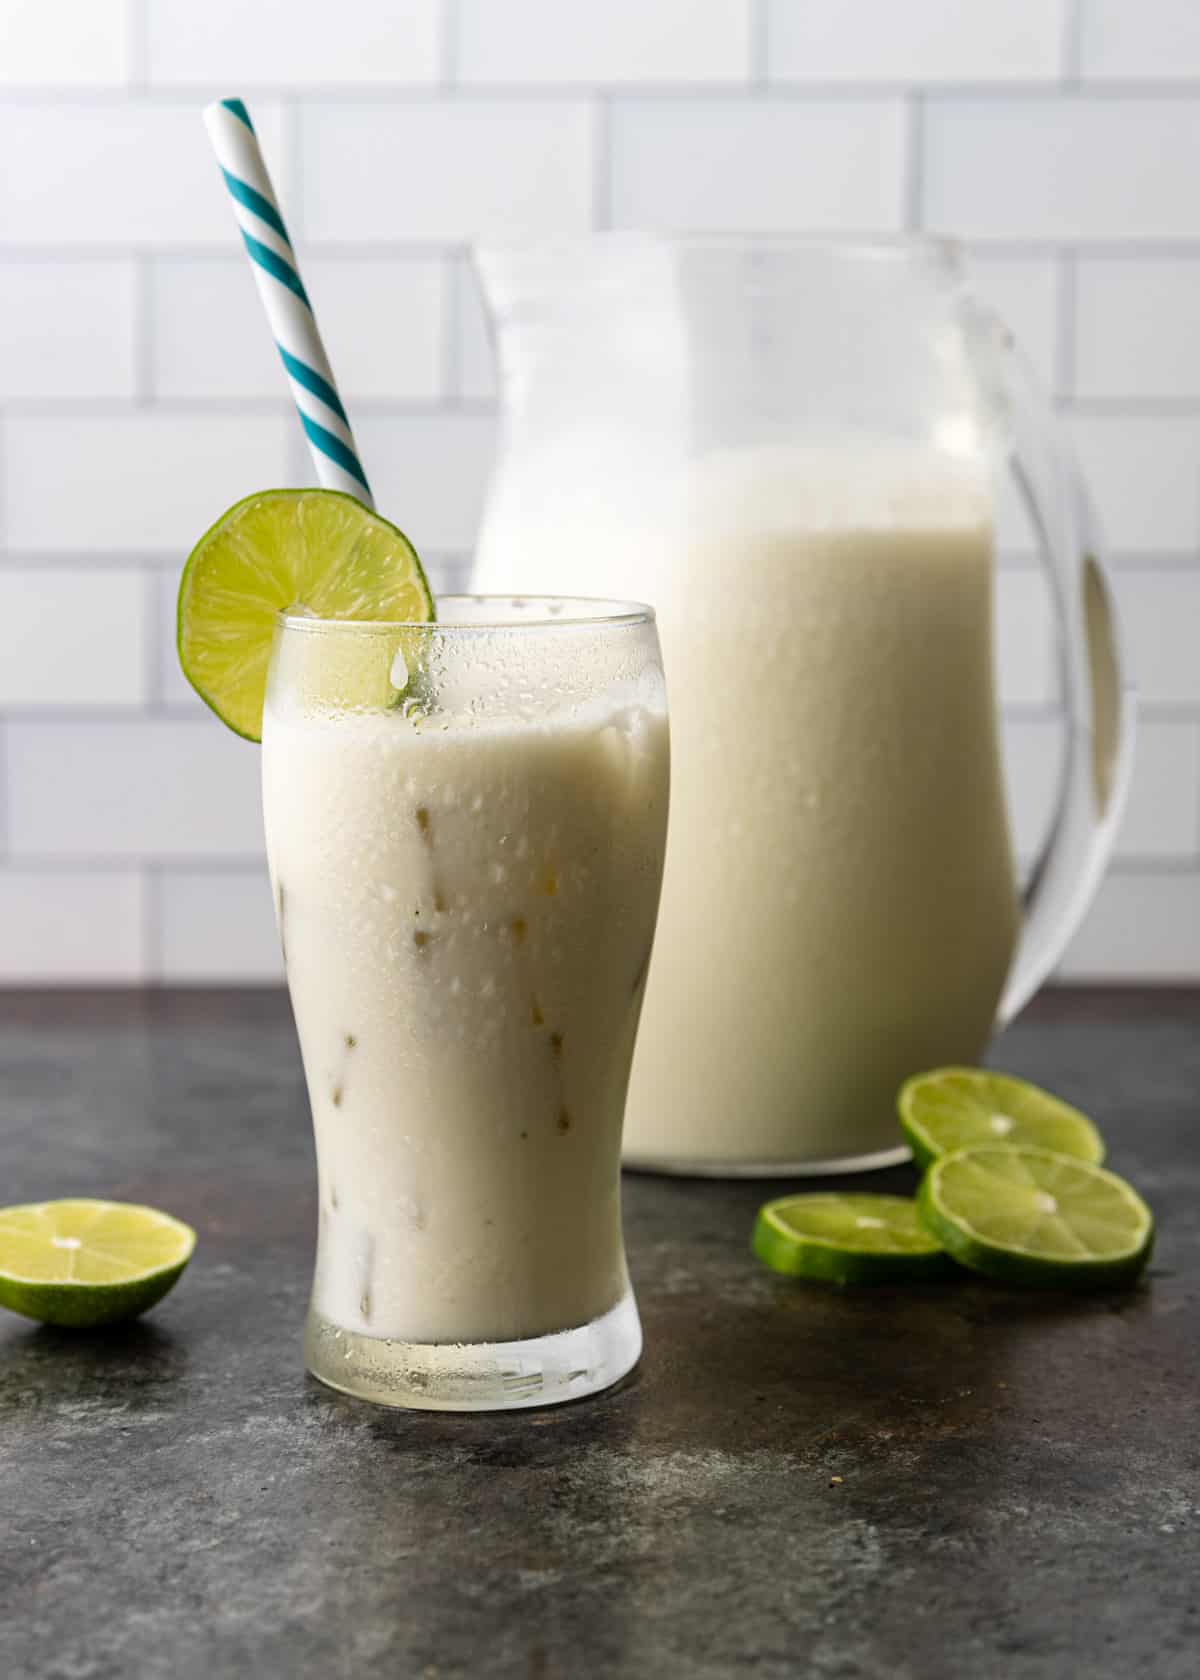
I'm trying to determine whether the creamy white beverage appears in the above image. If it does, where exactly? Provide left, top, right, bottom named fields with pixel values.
left=474, top=445, right=1020, bottom=1168
left=262, top=690, right=668, bottom=1343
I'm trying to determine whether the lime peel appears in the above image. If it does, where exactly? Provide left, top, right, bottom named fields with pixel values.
left=753, top=1192, right=953, bottom=1287
left=917, top=1146, right=1153, bottom=1291
left=177, top=488, right=434, bottom=742
left=0, top=1199, right=196, bottom=1328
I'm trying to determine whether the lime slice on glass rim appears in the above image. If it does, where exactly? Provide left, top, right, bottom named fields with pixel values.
left=917, top=1146, right=1153, bottom=1290
left=0, top=1199, right=196, bottom=1328
left=752, top=1193, right=952, bottom=1286
left=177, top=489, right=434, bottom=742
left=899, top=1068, right=1104, bottom=1170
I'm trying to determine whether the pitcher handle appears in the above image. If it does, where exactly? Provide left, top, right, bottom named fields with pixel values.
left=992, top=340, right=1136, bottom=1023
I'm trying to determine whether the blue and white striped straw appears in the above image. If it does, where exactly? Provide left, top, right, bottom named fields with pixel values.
left=202, top=97, right=373, bottom=507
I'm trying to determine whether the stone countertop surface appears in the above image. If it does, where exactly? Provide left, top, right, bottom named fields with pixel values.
left=0, top=988, right=1197, bottom=1680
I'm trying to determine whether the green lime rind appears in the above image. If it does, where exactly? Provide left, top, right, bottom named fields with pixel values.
left=177, top=488, right=434, bottom=743
left=752, top=1193, right=954, bottom=1287
left=917, top=1146, right=1153, bottom=1291
left=899, top=1067, right=1104, bottom=1171
left=0, top=1198, right=196, bottom=1329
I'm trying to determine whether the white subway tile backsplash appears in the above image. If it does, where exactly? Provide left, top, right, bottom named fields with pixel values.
left=147, top=0, right=439, bottom=87
left=301, top=104, right=593, bottom=243
left=0, top=869, right=144, bottom=983
left=6, top=719, right=264, bottom=858
left=0, top=262, right=136, bottom=400
left=1060, top=873, right=1200, bottom=980
left=768, top=0, right=1063, bottom=84
left=610, top=99, right=906, bottom=232
left=0, top=0, right=128, bottom=87
left=0, top=9, right=1197, bottom=982
left=159, top=867, right=283, bottom=983
left=0, top=104, right=286, bottom=248
left=1111, top=572, right=1200, bottom=704
left=1074, top=259, right=1200, bottom=399
left=151, top=257, right=444, bottom=402
left=1067, top=415, right=1200, bottom=554
left=0, top=571, right=146, bottom=707
left=3, top=415, right=291, bottom=554
left=1116, top=720, right=1200, bottom=858
left=1080, top=0, right=1200, bottom=82
left=995, top=569, right=1055, bottom=706
left=923, top=99, right=1200, bottom=241
left=966, top=255, right=1058, bottom=393
left=351, top=414, right=499, bottom=552
left=458, top=0, right=751, bottom=85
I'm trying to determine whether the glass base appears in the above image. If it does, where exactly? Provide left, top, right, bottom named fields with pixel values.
left=622, top=1143, right=913, bottom=1179
left=304, top=1286, right=642, bottom=1412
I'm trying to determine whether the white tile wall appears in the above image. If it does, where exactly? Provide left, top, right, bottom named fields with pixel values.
left=1, top=0, right=130, bottom=88
left=610, top=99, right=906, bottom=232
left=301, top=104, right=594, bottom=242
left=3, top=416, right=291, bottom=554
left=458, top=0, right=751, bottom=86
left=158, top=867, right=282, bottom=983
left=145, top=0, right=440, bottom=88
left=1074, top=260, right=1200, bottom=400
left=767, top=0, right=1064, bottom=85
left=1079, top=0, right=1200, bottom=82
left=0, top=1, right=1196, bottom=982
left=923, top=98, right=1200, bottom=241
left=5, top=721, right=263, bottom=858
left=0, top=262, right=137, bottom=399
left=0, top=104, right=287, bottom=247
left=0, top=572, right=147, bottom=707
left=150, top=256, right=444, bottom=402
left=0, top=870, right=144, bottom=984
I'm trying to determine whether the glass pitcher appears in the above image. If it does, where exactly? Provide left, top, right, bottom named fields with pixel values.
left=470, top=236, right=1133, bottom=1176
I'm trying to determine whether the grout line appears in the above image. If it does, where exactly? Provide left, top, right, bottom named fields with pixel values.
left=591, top=95, right=612, bottom=231
left=750, top=0, right=770, bottom=86
left=442, top=257, right=462, bottom=402
left=282, top=101, right=304, bottom=240
left=7, top=79, right=1200, bottom=103
left=126, top=0, right=148, bottom=93
left=1055, top=249, right=1077, bottom=402
left=1061, top=0, right=1084, bottom=86
left=132, top=253, right=155, bottom=405
left=144, top=570, right=165, bottom=707
left=440, top=0, right=459, bottom=88
left=3, top=855, right=268, bottom=873
left=903, top=93, right=924, bottom=231
left=0, top=721, right=7, bottom=858
left=142, top=862, right=162, bottom=984
left=11, top=239, right=1200, bottom=266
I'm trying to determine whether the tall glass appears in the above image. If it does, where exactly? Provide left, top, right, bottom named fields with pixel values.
left=261, top=597, right=669, bottom=1410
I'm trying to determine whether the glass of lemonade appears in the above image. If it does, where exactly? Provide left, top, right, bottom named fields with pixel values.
left=261, top=596, right=669, bottom=1410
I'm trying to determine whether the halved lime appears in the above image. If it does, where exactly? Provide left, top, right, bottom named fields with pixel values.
left=0, top=1199, right=196, bottom=1328
left=917, top=1147, right=1153, bottom=1290
left=899, top=1068, right=1104, bottom=1170
left=177, top=489, right=434, bottom=741
left=752, top=1193, right=952, bottom=1286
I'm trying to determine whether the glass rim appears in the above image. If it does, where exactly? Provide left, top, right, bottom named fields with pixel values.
left=276, top=593, right=657, bottom=634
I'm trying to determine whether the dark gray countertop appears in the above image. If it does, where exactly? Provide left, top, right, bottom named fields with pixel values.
left=1, top=988, right=1197, bottom=1680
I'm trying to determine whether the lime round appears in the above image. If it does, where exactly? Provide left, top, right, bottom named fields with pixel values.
left=899, top=1068, right=1104, bottom=1170
left=177, top=488, right=433, bottom=742
left=917, top=1147, right=1153, bottom=1290
left=753, top=1193, right=952, bottom=1286
left=0, top=1199, right=196, bottom=1328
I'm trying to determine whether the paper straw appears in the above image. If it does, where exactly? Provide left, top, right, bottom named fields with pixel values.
left=202, top=97, right=373, bottom=507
